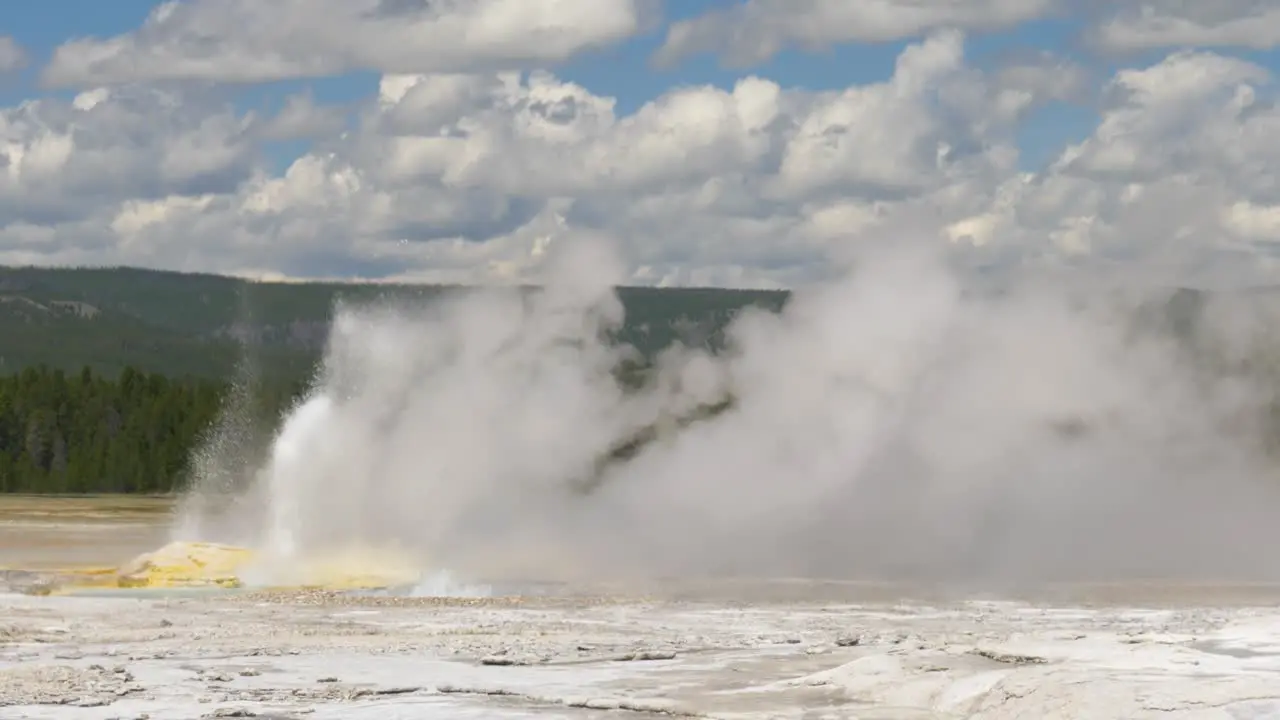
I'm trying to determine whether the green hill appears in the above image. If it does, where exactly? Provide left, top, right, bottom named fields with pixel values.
left=0, top=265, right=789, bottom=381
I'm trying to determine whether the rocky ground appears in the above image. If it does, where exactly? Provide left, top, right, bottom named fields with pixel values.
left=4, top=499, right=1280, bottom=719
left=3, top=583, right=1280, bottom=719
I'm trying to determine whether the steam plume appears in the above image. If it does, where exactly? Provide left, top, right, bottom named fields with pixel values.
left=178, top=236, right=1280, bottom=587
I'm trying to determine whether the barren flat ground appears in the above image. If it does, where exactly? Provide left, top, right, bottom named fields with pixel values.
left=4, top=497, right=1280, bottom=719
left=0, top=495, right=172, bottom=571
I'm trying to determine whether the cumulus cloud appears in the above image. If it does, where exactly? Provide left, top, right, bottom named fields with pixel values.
left=1095, top=0, right=1280, bottom=51
left=0, top=84, right=260, bottom=266
left=256, top=92, right=348, bottom=141
left=951, top=49, right=1280, bottom=285
left=0, top=36, right=25, bottom=74
left=652, top=0, right=1280, bottom=67
left=42, top=0, right=651, bottom=87
left=3, top=12, right=1280, bottom=287
left=653, top=0, right=1056, bottom=68
left=77, top=31, right=1066, bottom=284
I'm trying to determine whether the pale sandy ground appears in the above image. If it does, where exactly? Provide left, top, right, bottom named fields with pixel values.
left=0, top=496, right=171, bottom=570
left=6, top=587, right=1280, bottom=719
left=4, top=498, right=1280, bottom=719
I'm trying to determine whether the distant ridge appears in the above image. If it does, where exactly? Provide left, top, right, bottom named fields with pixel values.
left=0, top=265, right=789, bottom=380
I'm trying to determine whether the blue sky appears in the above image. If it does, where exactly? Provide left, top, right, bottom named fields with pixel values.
left=1, top=1, right=1279, bottom=286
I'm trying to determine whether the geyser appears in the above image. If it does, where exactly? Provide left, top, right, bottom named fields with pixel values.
left=263, top=394, right=334, bottom=560
left=177, top=238, right=1280, bottom=589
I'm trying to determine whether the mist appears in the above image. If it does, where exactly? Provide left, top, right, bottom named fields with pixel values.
left=176, top=236, right=1280, bottom=588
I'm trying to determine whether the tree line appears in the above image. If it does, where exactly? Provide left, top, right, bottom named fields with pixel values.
left=0, top=361, right=662, bottom=495
left=0, top=365, right=302, bottom=494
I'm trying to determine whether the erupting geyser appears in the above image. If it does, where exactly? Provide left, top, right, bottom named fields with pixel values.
left=263, top=394, right=335, bottom=561
left=173, top=238, right=1280, bottom=590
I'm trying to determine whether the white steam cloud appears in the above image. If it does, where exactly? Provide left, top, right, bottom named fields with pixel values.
left=176, top=236, right=1280, bottom=588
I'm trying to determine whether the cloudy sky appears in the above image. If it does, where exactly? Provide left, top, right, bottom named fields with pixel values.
left=1, top=1, right=1278, bottom=287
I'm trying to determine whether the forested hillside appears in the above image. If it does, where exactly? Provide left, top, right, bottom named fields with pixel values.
left=0, top=265, right=788, bottom=494
left=0, top=366, right=303, bottom=494
left=0, top=266, right=788, bottom=380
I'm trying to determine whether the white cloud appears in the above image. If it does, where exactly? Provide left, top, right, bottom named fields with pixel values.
left=1095, top=0, right=1280, bottom=51
left=651, top=0, right=1280, bottom=66
left=5, top=25, right=1280, bottom=287
left=42, top=0, right=650, bottom=87
left=257, top=92, right=348, bottom=141
left=0, top=33, right=1046, bottom=283
left=0, top=36, right=26, bottom=74
left=994, top=52, right=1089, bottom=104
left=0, top=85, right=258, bottom=226
left=955, top=50, right=1280, bottom=282
left=1225, top=200, right=1280, bottom=240
left=205, top=31, right=1061, bottom=284
left=653, top=0, right=1055, bottom=67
